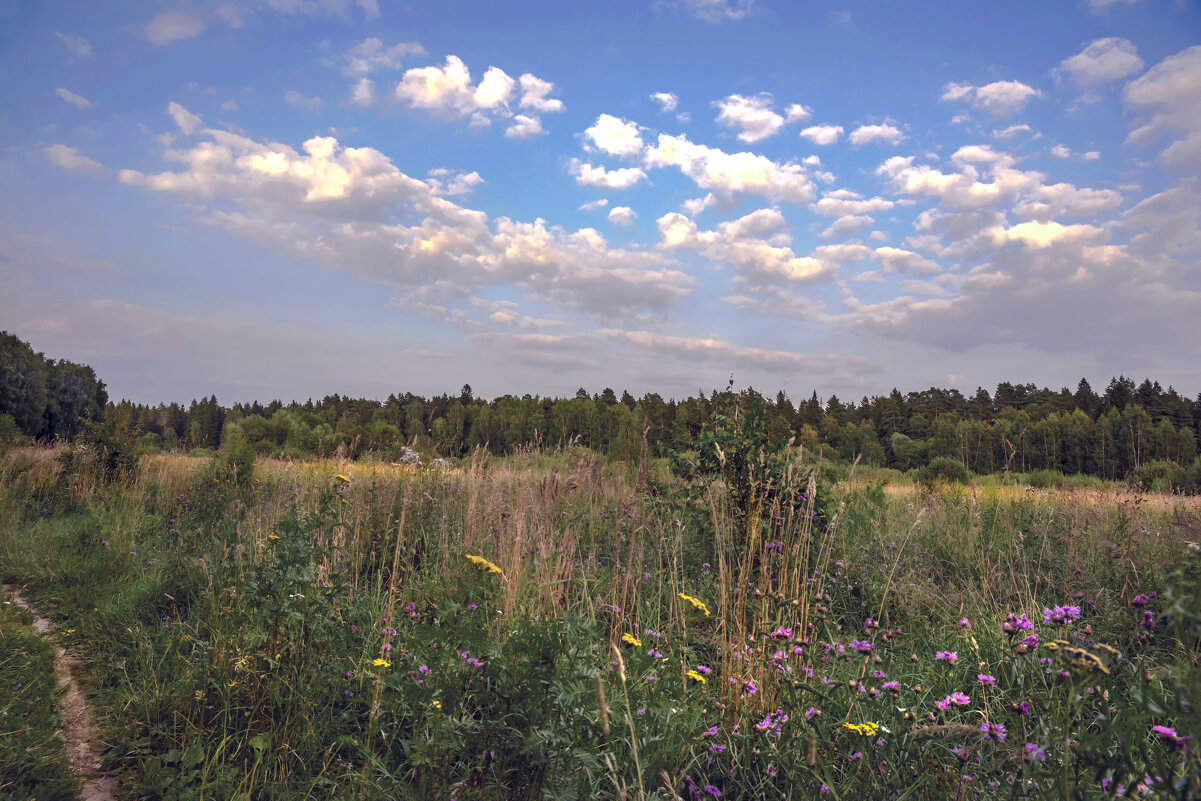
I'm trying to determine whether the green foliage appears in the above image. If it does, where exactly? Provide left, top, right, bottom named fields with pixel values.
left=0, top=331, right=106, bottom=440
left=914, top=455, right=971, bottom=489
left=213, top=431, right=256, bottom=486
left=0, top=411, right=25, bottom=449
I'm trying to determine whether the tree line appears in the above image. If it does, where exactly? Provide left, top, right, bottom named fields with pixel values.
left=3, top=330, right=1200, bottom=486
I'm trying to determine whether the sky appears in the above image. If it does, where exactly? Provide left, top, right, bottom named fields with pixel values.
left=1, top=0, right=1199, bottom=406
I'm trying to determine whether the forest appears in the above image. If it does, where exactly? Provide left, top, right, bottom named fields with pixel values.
left=3, top=330, right=1201, bottom=489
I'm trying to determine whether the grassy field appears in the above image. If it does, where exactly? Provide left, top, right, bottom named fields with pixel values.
left=1, top=444, right=1199, bottom=800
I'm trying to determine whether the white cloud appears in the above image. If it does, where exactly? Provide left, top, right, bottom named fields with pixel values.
left=1088, top=0, right=1141, bottom=8
left=285, top=90, right=325, bottom=114
left=714, top=93, right=809, bottom=143
left=1013, top=183, right=1122, bottom=219
left=992, top=124, right=1032, bottom=140
left=1050, top=144, right=1072, bottom=159
left=569, top=159, right=648, bottom=190
left=813, top=190, right=895, bottom=217
left=584, top=114, right=644, bottom=158
left=427, top=168, right=484, bottom=196
left=518, top=75, right=564, bottom=113
left=117, top=128, right=692, bottom=319
left=871, top=246, right=943, bottom=276
left=44, top=144, right=104, bottom=174
left=666, top=0, right=755, bottom=22
left=848, top=124, right=905, bottom=146
left=609, top=206, right=637, bottom=226
left=601, top=329, right=841, bottom=374
left=877, top=152, right=1044, bottom=210
left=220, top=99, right=238, bottom=111
left=1059, top=38, right=1144, bottom=85
left=941, top=80, right=1043, bottom=117
left=144, top=10, right=205, bottom=45
left=55, top=32, right=91, bottom=57
left=578, top=198, right=609, bottom=212
left=167, top=102, right=203, bottom=135
left=651, top=92, right=679, bottom=112
left=55, top=88, right=93, bottom=110
left=505, top=114, right=544, bottom=140
left=645, top=133, right=817, bottom=203
left=349, top=78, right=375, bottom=107
left=819, top=214, right=873, bottom=239
left=1124, top=46, right=1201, bottom=171
left=800, top=124, right=843, bottom=145
left=264, top=0, right=379, bottom=18
left=340, top=38, right=425, bottom=76
left=988, top=220, right=1107, bottom=249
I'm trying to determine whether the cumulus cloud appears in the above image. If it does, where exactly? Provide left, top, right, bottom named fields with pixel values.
left=1124, top=46, right=1201, bottom=171
left=44, top=144, right=104, bottom=174
left=395, top=55, right=563, bottom=135
left=657, top=208, right=838, bottom=285
left=583, top=114, right=644, bottom=158
left=651, top=92, right=679, bottom=112
left=285, top=90, right=325, bottom=114
left=600, top=328, right=851, bottom=374
left=569, top=159, right=648, bottom=190
left=578, top=198, right=609, bottom=212
left=609, top=206, right=637, bottom=226
left=849, top=124, right=905, bottom=146
left=813, top=189, right=895, bottom=217
left=167, top=102, right=203, bottom=135
left=116, top=128, right=690, bottom=319
left=349, top=78, right=375, bottom=107
left=340, top=38, right=425, bottom=76
left=55, top=88, right=93, bottom=110
left=713, top=93, right=809, bottom=143
left=144, top=10, right=205, bottom=45
left=819, top=214, right=873, bottom=239
left=55, top=32, right=91, bottom=57
left=876, top=151, right=1044, bottom=210
left=1059, top=37, right=1144, bottom=85
left=992, top=124, right=1033, bottom=140
left=941, top=80, right=1043, bottom=117
left=645, top=133, right=817, bottom=203
left=800, top=124, right=843, bottom=145
left=871, top=246, right=943, bottom=276
left=663, top=0, right=755, bottom=22
left=505, top=114, right=544, bottom=140
left=426, top=168, right=484, bottom=196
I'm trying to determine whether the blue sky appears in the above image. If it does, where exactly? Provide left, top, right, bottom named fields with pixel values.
left=2, top=0, right=1199, bottom=404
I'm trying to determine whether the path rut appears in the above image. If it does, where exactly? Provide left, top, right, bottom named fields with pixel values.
left=3, top=583, right=116, bottom=801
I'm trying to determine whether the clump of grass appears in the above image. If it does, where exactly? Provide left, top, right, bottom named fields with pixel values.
left=0, top=594, right=81, bottom=800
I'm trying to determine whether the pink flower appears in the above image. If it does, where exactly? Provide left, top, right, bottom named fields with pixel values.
left=936, top=651, right=958, bottom=665
left=977, top=674, right=996, bottom=686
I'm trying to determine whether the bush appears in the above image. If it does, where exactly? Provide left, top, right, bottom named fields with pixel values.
left=214, top=432, right=256, bottom=486
left=914, top=456, right=970, bottom=489
left=1130, top=460, right=1190, bottom=494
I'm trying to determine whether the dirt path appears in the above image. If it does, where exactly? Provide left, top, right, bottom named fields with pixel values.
left=2, top=583, right=117, bottom=801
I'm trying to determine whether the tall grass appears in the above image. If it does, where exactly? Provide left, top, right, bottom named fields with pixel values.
left=0, top=445, right=1198, bottom=799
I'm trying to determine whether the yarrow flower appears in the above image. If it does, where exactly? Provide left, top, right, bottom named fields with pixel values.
left=465, top=554, right=503, bottom=575
left=678, top=593, right=711, bottom=616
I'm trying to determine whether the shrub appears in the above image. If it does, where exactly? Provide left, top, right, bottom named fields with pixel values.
left=914, top=455, right=970, bottom=489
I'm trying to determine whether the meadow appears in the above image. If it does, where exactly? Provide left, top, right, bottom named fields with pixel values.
left=1, top=433, right=1199, bottom=800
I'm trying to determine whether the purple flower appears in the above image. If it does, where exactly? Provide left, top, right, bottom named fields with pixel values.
left=882, top=681, right=900, bottom=692
left=936, top=651, right=958, bottom=665
left=1152, top=725, right=1190, bottom=748
left=980, top=721, right=1007, bottom=741
left=419, top=665, right=430, bottom=675
left=704, top=785, right=720, bottom=797
left=1002, top=613, right=1034, bottom=634
left=1018, top=701, right=1031, bottom=716
left=849, top=639, right=874, bottom=653
left=978, top=674, right=996, bottom=686
left=959, top=617, right=971, bottom=630
left=1043, top=605, right=1081, bottom=625
left=696, top=664, right=712, bottom=674
left=1141, top=611, right=1155, bottom=629
left=1133, top=594, right=1150, bottom=607
left=1025, top=743, right=1045, bottom=761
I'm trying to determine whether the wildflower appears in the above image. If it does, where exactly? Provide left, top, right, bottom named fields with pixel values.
left=743, top=679, right=758, bottom=696
left=621, top=633, right=642, bottom=647
left=1152, top=725, right=1190, bottom=748
left=648, top=648, right=664, bottom=659
left=678, top=593, right=711, bottom=616
left=696, top=664, right=711, bottom=675
left=467, top=603, right=477, bottom=611
left=687, top=669, right=707, bottom=684
left=418, top=664, right=430, bottom=674
left=843, top=721, right=881, bottom=736
left=806, top=707, right=819, bottom=719
left=465, top=554, right=503, bottom=575
left=1140, top=611, right=1155, bottom=629
left=432, top=700, right=442, bottom=709
left=381, top=643, right=392, bottom=651
left=882, top=681, right=900, bottom=693
left=849, top=639, right=874, bottom=653
left=1002, top=613, right=1034, bottom=634
left=980, top=721, right=1007, bottom=741
left=936, top=651, right=957, bottom=665
left=1025, top=742, right=1046, bottom=761
left=937, top=692, right=971, bottom=710
left=704, top=786, right=720, bottom=797
left=336, top=474, right=351, bottom=483
left=1132, top=594, right=1150, bottom=607
left=978, top=674, right=996, bottom=686
left=1043, top=605, right=1081, bottom=625
left=372, top=658, right=390, bottom=668
left=959, top=617, right=971, bottom=630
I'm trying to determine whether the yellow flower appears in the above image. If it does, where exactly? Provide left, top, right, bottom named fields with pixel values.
left=372, top=658, right=390, bottom=668
left=336, top=474, right=351, bottom=483
left=64, top=629, right=75, bottom=635
left=678, top=593, right=711, bottom=616
left=432, top=700, right=442, bottom=709
left=842, top=721, right=881, bottom=736
left=621, top=633, right=642, bottom=647
left=465, top=554, right=503, bottom=575
left=686, top=669, right=707, bottom=684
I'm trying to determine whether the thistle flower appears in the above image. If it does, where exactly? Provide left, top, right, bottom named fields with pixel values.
left=980, top=721, right=1007, bottom=741
left=978, top=674, right=996, bottom=686
left=936, top=651, right=957, bottom=665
